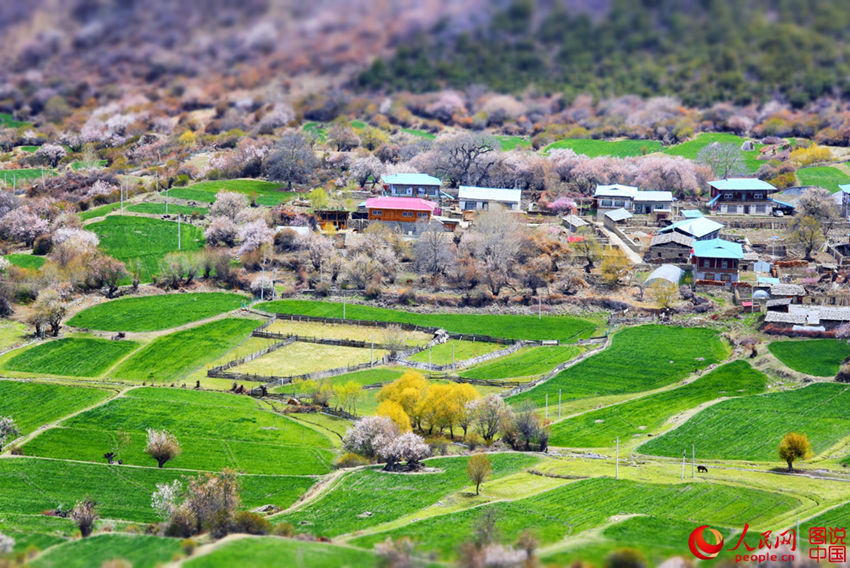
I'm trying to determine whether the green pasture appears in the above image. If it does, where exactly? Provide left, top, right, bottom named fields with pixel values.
left=0, top=380, right=111, bottom=436
left=461, top=345, right=584, bottom=381
left=768, top=339, right=850, bottom=377
left=2, top=337, right=139, bottom=377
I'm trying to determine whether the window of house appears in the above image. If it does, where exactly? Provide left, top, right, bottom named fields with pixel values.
left=724, top=193, right=733, bottom=200
left=417, top=212, right=427, bottom=218
left=602, top=199, right=612, bottom=207
left=754, top=193, right=762, bottom=200
left=373, top=209, right=382, bottom=216
left=402, top=211, right=413, bottom=218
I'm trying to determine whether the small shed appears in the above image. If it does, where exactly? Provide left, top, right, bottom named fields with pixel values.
left=603, top=208, right=632, bottom=229
left=562, top=214, right=588, bottom=233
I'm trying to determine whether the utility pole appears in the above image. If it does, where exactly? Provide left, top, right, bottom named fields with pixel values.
left=692, top=444, right=695, bottom=478
left=342, top=292, right=346, bottom=320
left=545, top=394, right=548, bottom=419
left=166, top=187, right=169, bottom=215
left=272, top=268, right=277, bottom=301
left=616, top=437, right=619, bottom=479
left=451, top=343, right=455, bottom=372
left=370, top=332, right=374, bottom=368
left=681, top=450, right=686, bottom=481
left=177, top=215, right=181, bottom=250
left=558, top=389, right=562, bottom=418
left=538, top=295, right=542, bottom=320
left=260, top=259, right=265, bottom=301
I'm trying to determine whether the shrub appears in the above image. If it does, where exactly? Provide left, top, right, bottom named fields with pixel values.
left=71, top=497, right=98, bottom=538
left=144, top=429, right=181, bottom=468
left=364, top=282, right=382, bottom=299
left=180, top=538, right=197, bottom=556
left=335, top=452, right=370, bottom=469
left=32, top=234, right=52, bottom=255
left=164, top=506, right=196, bottom=538
left=231, top=511, right=272, bottom=535
left=274, top=522, right=296, bottom=537
left=398, top=288, right=416, bottom=305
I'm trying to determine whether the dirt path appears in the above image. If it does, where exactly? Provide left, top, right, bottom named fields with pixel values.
left=596, top=223, right=643, bottom=264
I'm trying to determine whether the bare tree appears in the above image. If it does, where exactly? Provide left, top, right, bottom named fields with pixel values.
left=461, top=206, right=522, bottom=295
left=414, top=223, right=455, bottom=284
left=263, top=131, right=318, bottom=189
left=572, top=227, right=602, bottom=273
left=696, top=142, right=747, bottom=179
left=788, top=214, right=824, bottom=260
left=467, top=453, right=492, bottom=496
left=433, top=132, right=500, bottom=187
left=797, top=187, right=840, bottom=239
left=71, top=498, right=98, bottom=538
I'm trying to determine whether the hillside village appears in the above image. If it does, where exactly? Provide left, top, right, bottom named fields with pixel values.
left=3, top=2, right=850, bottom=567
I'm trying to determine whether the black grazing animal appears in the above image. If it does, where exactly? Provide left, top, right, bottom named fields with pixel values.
left=697, top=465, right=708, bottom=473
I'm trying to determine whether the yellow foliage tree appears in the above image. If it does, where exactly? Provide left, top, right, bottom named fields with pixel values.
left=377, top=371, right=429, bottom=427
left=600, top=246, right=631, bottom=285
left=178, top=130, right=197, bottom=146
left=790, top=143, right=833, bottom=166
left=377, top=400, right=411, bottom=432
left=778, top=432, right=813, bottom=472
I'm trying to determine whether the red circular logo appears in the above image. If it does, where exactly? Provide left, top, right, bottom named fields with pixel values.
left=689, top=525, right=725, bottom=560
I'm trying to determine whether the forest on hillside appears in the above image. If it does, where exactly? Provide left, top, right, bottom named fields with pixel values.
left=359, top=0, right=850, bottom=107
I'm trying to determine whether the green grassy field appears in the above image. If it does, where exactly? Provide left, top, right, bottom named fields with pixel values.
left=267, top=319, right=431, bottom=345
left=303, top=122, right=329, bottom=141
left=0, top=513, right=74, bottom=554
left=543, top=138, right=663, bottom=157
left=768, top=339, right=850, bottom=377
left=69, top=159, right=107, bottom=170
left=16, top=145, right=38, bottom=153
left=280, top=454, right=540, bottom=537
left=3, top=337, right=139, bottom=377
left=127, top=202, right=209, bottom=216
left=112, top=318, right=259, bottom=382
left=0, top=168, right=55, bottom=183
left=640, top=383, right=850, bottom=461
left=400, top=127, right=435, bottom=139
left=662, top=132, right=763, bottom=171
left=185, top=537, right=377, bottom=568
left=0, top=457, right=314, bottom=523
left=796, top=165, right=850, bottom=193
left=21, top=387, right=334, bottom=475
left=257, top=300, right=598, bottom=342
left=495, top=135, right=531, bottom=151
left=408, top=340, right=504, bottom=365
left=88, top=215, right=204, bottom=282
left=0, top=380, right=111, bottom=436
left=79, top=202, right=122, bottom=221
left=460, top=345, right=584, bottom=380
left=168, top=179, right=296, bottom=206
left=5, top=253, right=46, bottom=269
left=350, top=477, right=798, bottom=559
left=0, top=112, right=30, bottom=128
left=0, top=319, right=27, bottom=351
left=509, top=325, right=729, bottom=406
left=548, top=361, right=766, bottom=447
left=31, top=534, right=181, bottom=568
left=272, top=366, right=411, bottom=395
left=68, top=292, right=247, bottom=332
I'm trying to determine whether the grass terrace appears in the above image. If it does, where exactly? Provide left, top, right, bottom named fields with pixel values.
left=266, top=319, right=432, bottom=346
left=5, top=253, right=46, bottom=270
left=460, top=345, right=585, bottom=381
left=184, top=537, right=377, bottom=568
left=543, top=138, right=663, bottom=157
left=768, top=339, right=850, bottom=377
left=0, top=380, right=111, bottom=435
left=112, top=318, right=259, bottom=382
left=640, top=383, right=850, bottom=461
left=508, top=325, right=729, bottom=407
left=548, top=360, right=766, bottom=447
left=88, top=215, right=204, bottom=282
left=408, top=340, right=504, bottom=365
left=30, top=534, right=181, bottom=568
left=68, top=292, right=247, bottom=332
left=257, top=300, right=599, bottom=342
left=21, top=387, right=334, bottom=475
left=796, top=165, right=850, bottom=193
left=2, top=337, right=139, bottom=378
left=167, top=179, right=296, bottom=206
left=79, top=202, right=122, bottom=221
left=126, top=202, right=209, bottom=216
left=233, top=342, right=389, bottom=378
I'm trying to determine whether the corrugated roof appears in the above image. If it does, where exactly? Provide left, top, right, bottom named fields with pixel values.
left=633, top=190, right=673, bottom=202
left=708, top=178, right=777, bottom=191
left=458, top=186, right=522, bottom=203
left=365, top=197, right=437, bottom=212
left=691, top=238, right=744, bottom=260
left=659, top=217, right=724, bottom=238
left=381, top=173, right=441, bottom=186
left=682, top=209, right=703, bottom=218
left=840, top=184, right=850, bottom=194
left=562, top=214, right=588, bottom=227
left=604, top=208, right=633, bottom=222
left=769, top=283, right=805, bottom=296
left=649, top=233, right=693, bottom=247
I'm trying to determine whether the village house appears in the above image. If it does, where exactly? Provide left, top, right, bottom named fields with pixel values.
left=365, top=197, right=438, bottom=230
left=658, top=216, right=723, bottom=241
left=707, top=178, right=778, bottom=215
left=593, top=184, right=673, bottom=214
left=691, top=238, right=744, bottom=283
left=645, top=232, right=693, bottom=264
left=603, top=207, right=632, bottom=230
left=764, top=305, right=850, bottom=335
left=381, top=173, right=442, bottom=199
left=458, top=186, right=522, bottom=211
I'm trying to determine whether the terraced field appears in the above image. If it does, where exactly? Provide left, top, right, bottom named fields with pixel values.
left=127, top=202, right=209, bottom=216
left=167, top=179, right=296, bottom=206
left=21, top=387, right=334, bottom=475
left=2, top=337, right=139, bottom=377
left=112, top=318, right=259, bottom=382
left=233, top=342, right=389, bottom=378
left=640, top=383, right=850, bottom=461
left=796, top=165, right=850, bottom=193
left=544, top=138, right=663, bottom=157
left=0, top=380, right=111, bottom=436
left=350, top=477, right=798, bottom=559
left=257, top=300, right=599, bottom=341
left=408, top=339, right=504, bottom=365
left=5, top=253, right=46, bottom=269
left=548, top=361, right=766, bottom=447
left=185, top=537, right=376, bottom=568
left=89, top=215, right=205, bottom=282
left=280, top=454, right=540, bottom=537
left=768, top=339, right=850, bottom=377
left=460, top=345, right=584, bottom=380
left=68, top=292, right=246, bottom=332
left=31, top=534, right=181, bottom=568
left=508, top=325, right=729, bottom=406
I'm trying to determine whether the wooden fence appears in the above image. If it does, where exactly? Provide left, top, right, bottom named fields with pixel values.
left=400, top=341, right=526, bottom=372
left=252, top=330, right=422, bottom=352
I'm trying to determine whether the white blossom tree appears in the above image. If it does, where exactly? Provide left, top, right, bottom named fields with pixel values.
left=205, top=216, right=238, bottom=247
left=238, top=220, right=274, bottom=255
left=210, top=191, right=250, bottom=218
left=0, top=416, right=20, bottom=448
left=342, top=415, right=398, bottom=458
left=376, top=431, right=430, bottom=470
left=151, top=480, right=183, bottom=520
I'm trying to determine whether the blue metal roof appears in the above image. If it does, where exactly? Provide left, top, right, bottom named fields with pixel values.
left=770, top=198, right=795, bottom=208
left=660, top=217, right=724, bottom=238
left=839, top=184, right=850, bottom=194
left=758, top=276, right=780, bottom=285
left=691, top=238, right=744, bottom=260
left=708, top=178, right=777, bottom=191
left=382, top=173, right=442, bottom=186
left=682, top=209, right=703, bottom=218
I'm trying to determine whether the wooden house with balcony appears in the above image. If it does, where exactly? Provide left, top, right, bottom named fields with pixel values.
left=707, top=178, right=778, bottom=215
